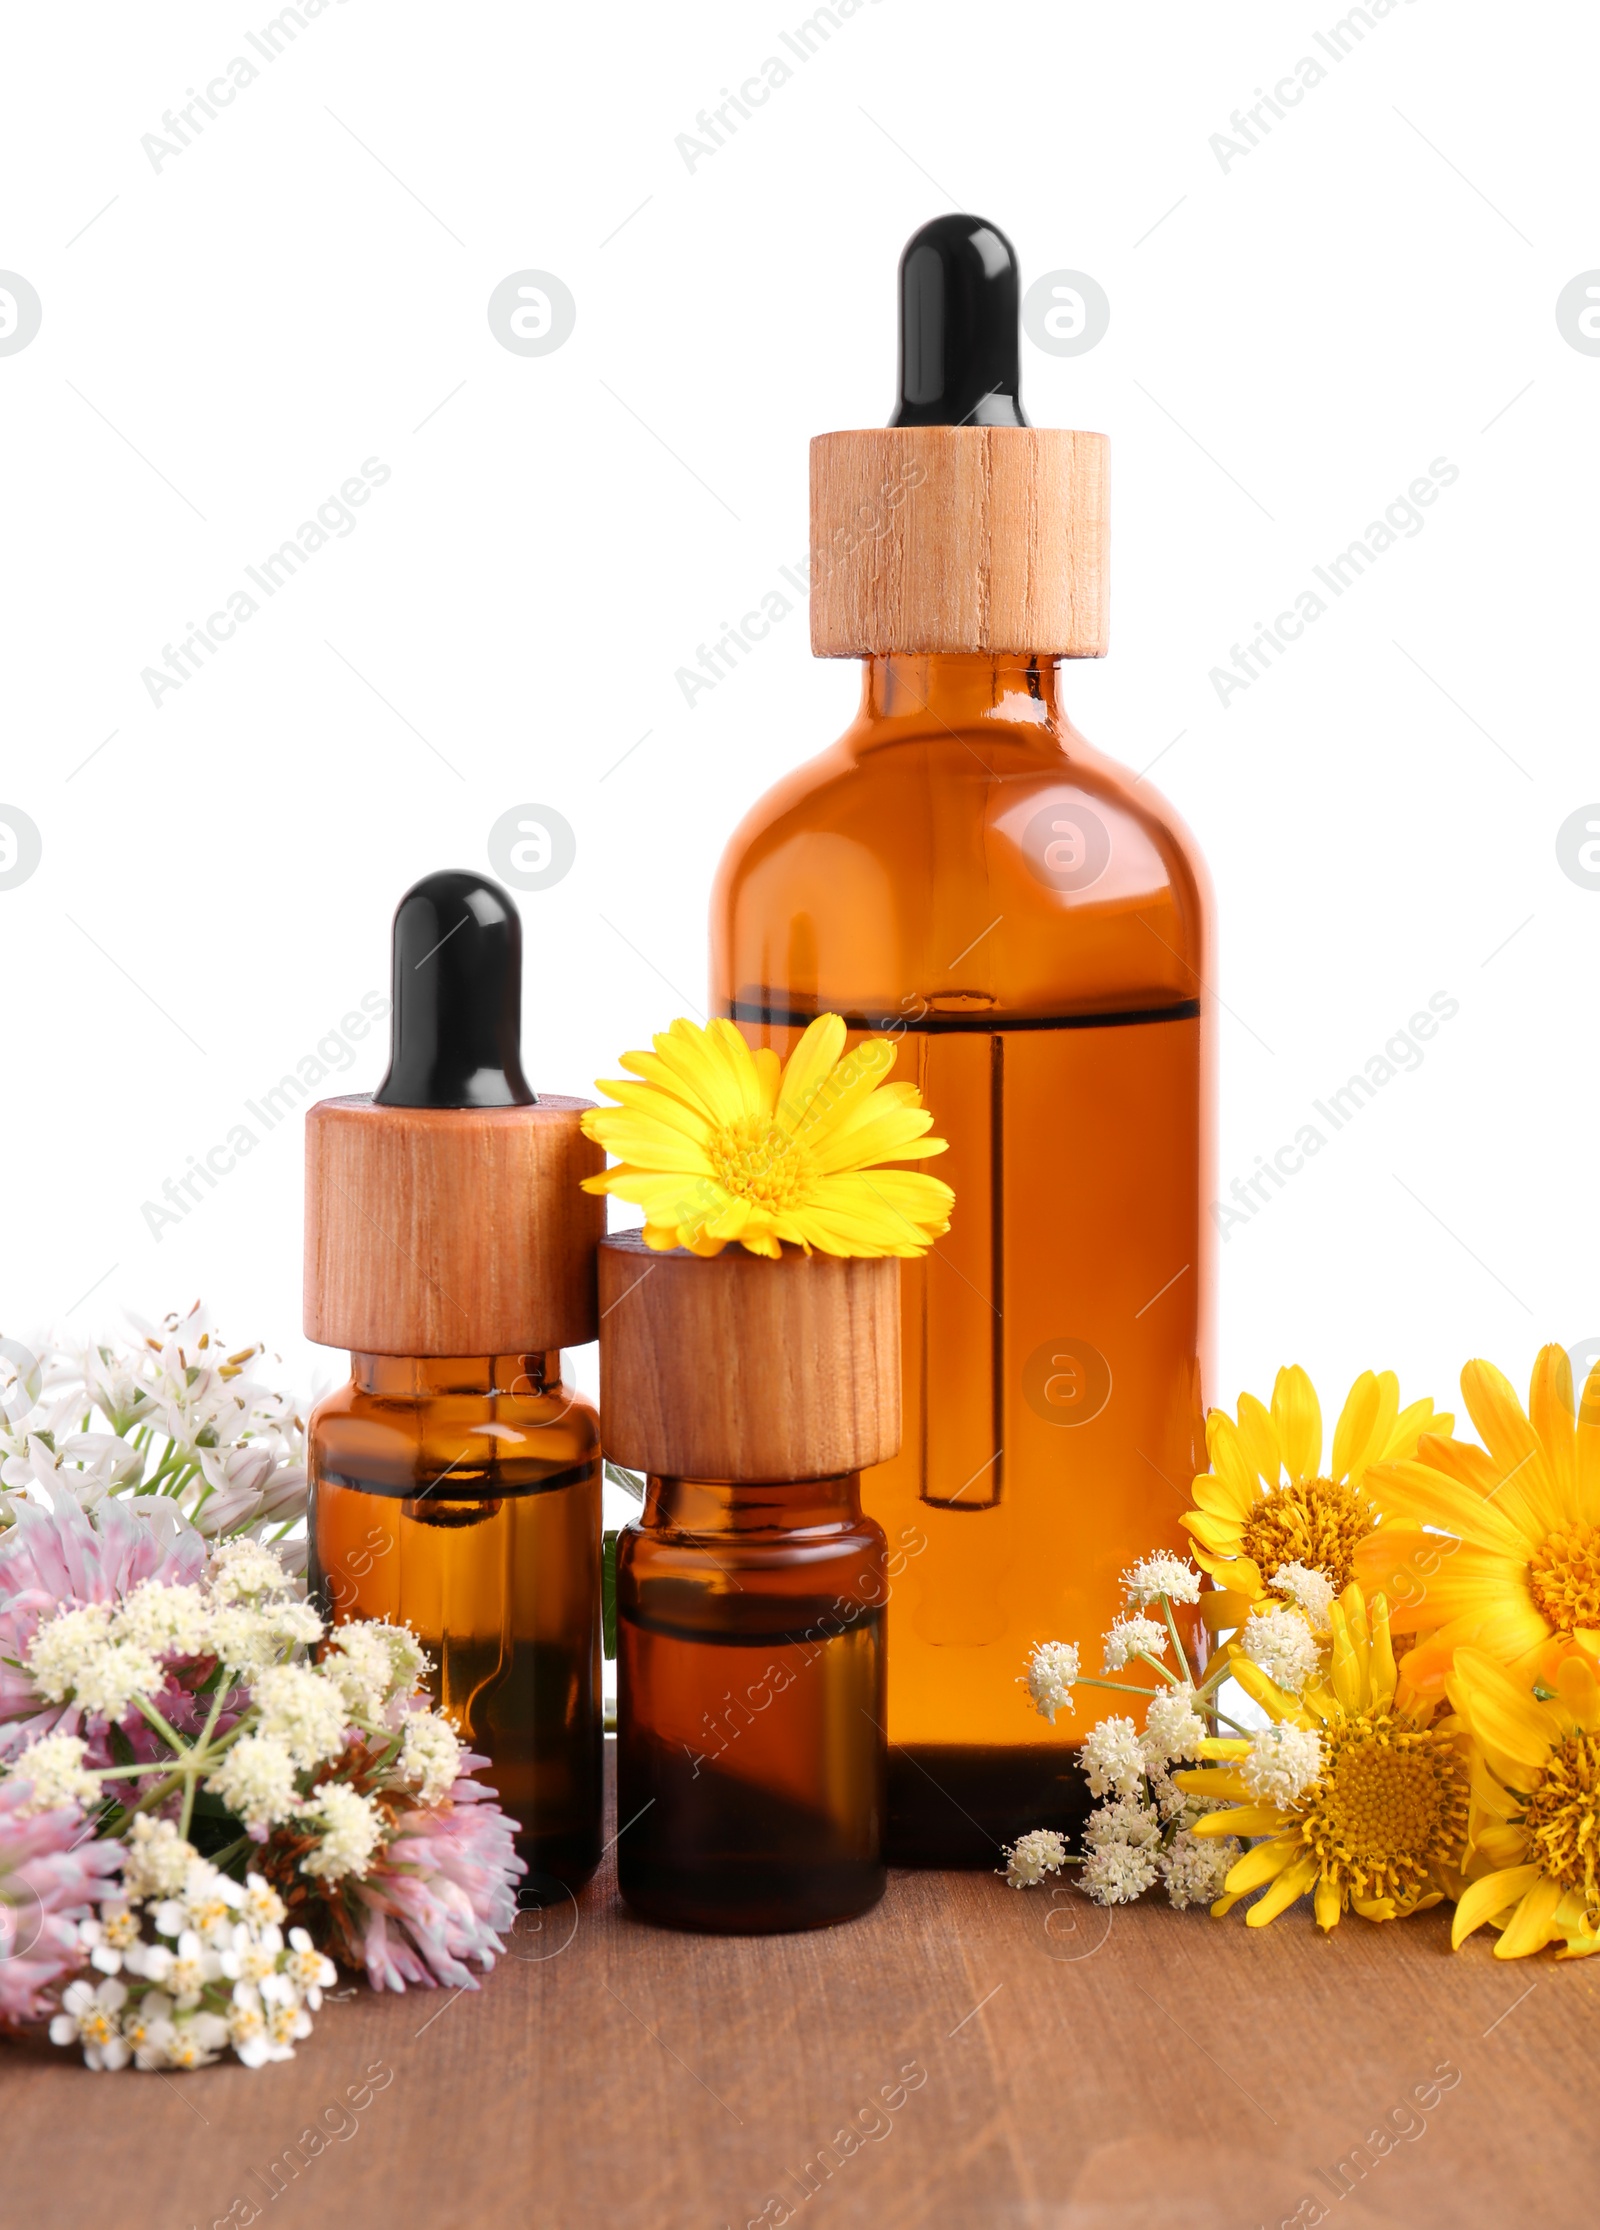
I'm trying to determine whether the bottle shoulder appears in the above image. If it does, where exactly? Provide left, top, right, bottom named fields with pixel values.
left=712, top=719, right=1211, bottom=1017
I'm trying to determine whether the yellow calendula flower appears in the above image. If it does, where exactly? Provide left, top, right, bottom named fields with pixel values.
left=580, top=1013, right=954, bottom=1259
left=1183, top=1366, right=1452, bottom=1622
left=1177, top=1585, right=1470, bottom=1930
left=1355, top=1347, right=1600, bottom=1693
left=1446, top=1646, right=1600, bottom=1960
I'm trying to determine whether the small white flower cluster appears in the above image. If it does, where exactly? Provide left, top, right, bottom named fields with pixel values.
left=1120, top=1553, right=1201, bottom=1607
left=1269, top=1560, right=1336, bottom=1628
left=11, top=1544, right=450, bottom=1883
left=1238, top=1604, right=1320, bottom=1695
left=1002, top=1828, right=1068, bottom=1889
left=1102, top=1616, right=1169, bottom=1673
left=0, top=1303, right=307, bottom=1552
left=1021, top=1640, right=1079, bottom=1725
left=1010, top=1548, right=1238, bottom=1912
left=49, top=1838, right=336, bottom=2072
left=1240, top=1722, right=1323, bottom=1808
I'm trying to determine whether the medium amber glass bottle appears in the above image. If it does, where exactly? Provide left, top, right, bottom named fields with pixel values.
left=600, top=1233, right=899, bottom=1932
left=304, top=869, right=606, bottom=1892
left=711, top=217, right=1213, bottom=1864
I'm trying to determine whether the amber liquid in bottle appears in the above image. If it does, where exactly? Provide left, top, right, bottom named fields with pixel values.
left=617, top=1472, right=886, bottom=1932
left=308, top=1350, right=603, bottom=1894
left=713, top=654, right=1212, bottom=1862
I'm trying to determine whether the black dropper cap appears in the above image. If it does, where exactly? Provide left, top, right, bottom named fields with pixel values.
left=889, top=214, right=1029, bottom=430
left=373, top=869, right=536, bottom=1109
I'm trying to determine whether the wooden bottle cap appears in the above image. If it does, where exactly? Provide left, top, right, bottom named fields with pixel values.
left=304, top=1096, right=603, bottom=1356
left=809, top=427, right=1109, bottom=658
left=598, top=1232, right=901, bottom=1481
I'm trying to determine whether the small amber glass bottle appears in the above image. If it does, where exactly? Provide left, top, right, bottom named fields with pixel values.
left=304, top=870, right=606, bottom=1893
left=712, top=217, right=1212, bottom=1864
left=599, top=1232, right=900, bottom=1933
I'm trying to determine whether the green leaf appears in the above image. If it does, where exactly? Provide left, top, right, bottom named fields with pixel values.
left=602, top=1529, right=619, bottom=1661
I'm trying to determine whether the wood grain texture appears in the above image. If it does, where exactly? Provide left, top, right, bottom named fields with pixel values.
left=809, top=427, right=1110, bottom=659
left=598, top=1232, right=901, bottom=1480
left=304, top=1094, right=603, bottom=1356
left=6, top=1747, right=1591, bottom=2230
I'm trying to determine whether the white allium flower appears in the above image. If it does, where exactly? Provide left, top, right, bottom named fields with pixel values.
left=122, top=1816, right=197, bottom=1900
left=1021, top=1640, right=1079, bottom=1726
left=1240, top=1722, right=1324, bottom=1808
left=1142, top=1685, right=1206, bottom=1767
left=320, top=1620, right=428, bottom=1718
left=1121, top=1552, right=1201, bottom=1607
left=49, top=1976, right=130, bottom=2070
left=207, top=1537, right=294, bottom=1605
left=113, top=1579, right=211, bottom=1659
left=1160, top=1829, right=1240, bottom=1909
left=1081, top=1715, right=1147, bottom=1800
left=399, top=1709, right=463, bottom=1805
left=1001, top=1828, right=1068, bottom=1889
left=205, top=1733, right=302, bottom=1831
left=300, top=1783, right=383, bottom=1880
left=1102, top=1616, right=1168, bottom=1673
left=250, top=1663, right=349, bottom=1769
left=1238, top=1606, right=1320, bottom=1695
left=1270, top=1561, right=1336, bottom=1628
left=10, top=1732, right=100, bottom=1816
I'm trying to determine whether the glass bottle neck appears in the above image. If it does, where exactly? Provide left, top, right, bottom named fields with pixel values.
left=642, top=1474, right=863, bottom=1535
left=351, top=1352, right=560, bottom=1398
left=858, top=652, right=1064, bottom=735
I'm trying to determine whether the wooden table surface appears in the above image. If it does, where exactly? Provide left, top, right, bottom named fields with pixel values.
left=8, top=1749, right=1593, bottom=2230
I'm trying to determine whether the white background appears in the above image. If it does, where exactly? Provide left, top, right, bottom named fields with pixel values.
left=2, top=0, right=1596, bottom=1464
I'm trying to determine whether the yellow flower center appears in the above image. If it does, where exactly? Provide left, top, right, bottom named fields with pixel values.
left=1238, top=1475, right=1372, bottom=1593
left=1519, top=1729, right=1600, bottom=1917
left=1528, top=1524, right=1600, bottom=1633
left=706, top=1117, right=809, bottom=1215
left=1297, top=1712, right=1469, bottom=1906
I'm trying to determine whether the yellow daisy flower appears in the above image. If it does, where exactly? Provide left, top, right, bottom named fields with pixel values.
left=1446, top=1645, right=1600, bottom=1959
left=1355, top=1347, right=1600, bottom=1692
left=1177, top=1586, right=1470, bottom=1930
left=580, top=1012, right=954, bottom=1259
left=1183, top=1366, right=1451, bottom=1624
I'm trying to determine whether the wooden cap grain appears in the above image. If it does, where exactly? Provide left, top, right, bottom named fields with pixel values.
left=598, top=1233, right=901, bottom=1481
left=809, top=426, right=1109, bottom=658
left=304, top=1095, right=603, bottom=1356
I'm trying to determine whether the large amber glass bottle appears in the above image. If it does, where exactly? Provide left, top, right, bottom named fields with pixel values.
left=711, top=218, right=1213, bottom=1863
left=304, top=870, right=606, bottom=1892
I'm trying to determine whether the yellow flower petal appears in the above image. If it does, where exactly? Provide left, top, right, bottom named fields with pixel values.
left=1331, top=1371, right=1383, bottom=1482
left=1314, top=1876, right=1343, bottom=1931
left=1495, top=1874, right=1566, bottom=1958
left=1272, top=1365, right=1322, bottom=1481
left=1234, top=1392, right=1282, bottom=1486
left=1460, top=1358, right=1563, bottom=1534
left=772, top=1012, right=848, bottom=1128
left=1246, top=1852, right=1319, bottom=1926
left=1529, top=1343, right=1578, bottom=1518
left=1446, top=1647, right=1555, bottom=1769
left=1452, top=1864, right=1543, bottom=1947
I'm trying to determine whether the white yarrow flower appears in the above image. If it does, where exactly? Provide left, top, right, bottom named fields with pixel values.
left=1081, top=1715, right=1147, bottom=1800
left=1238, top=1606, right=1320, bottom=1695
left=1270, top=1561, right=1336, bottom=1628
left=250, top=1663, right=349, bottom=1768
left=1240, top=1722, right=1324, bottom=1808
left=122, top=1816, right=198, bottom=1900
left=399, top=1710, right=463, bottom=1805
left=10, top=1732, right=101, bottom=1816
left=1102, top=1616, right=1168, bottom=1673
left=1120, top=1553, right=1201, bottom=1606
left=49, top=1976, right=130, bottom=2070
left=301, top=1782, right=383, bottom=1880
left=205, top=1733, right=302, bottom=1831
left=1001, top=1828, right=1068, bottom=1888
left=1021, top=1640, right=1080, bottom=1726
